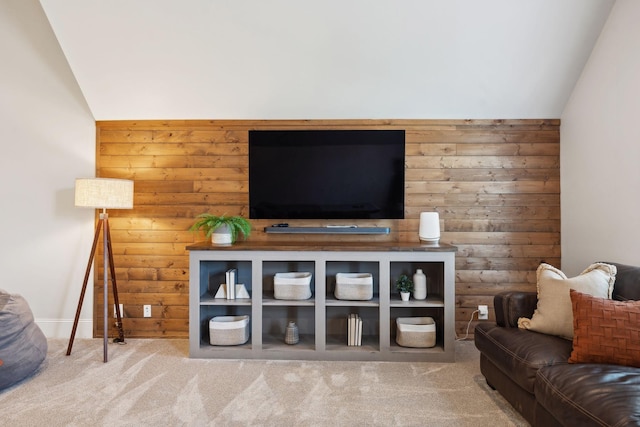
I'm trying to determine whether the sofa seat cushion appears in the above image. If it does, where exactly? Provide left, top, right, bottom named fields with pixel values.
left=536, top=363, right=640, bottom=427
left=475, top=322, right=572, bottom=393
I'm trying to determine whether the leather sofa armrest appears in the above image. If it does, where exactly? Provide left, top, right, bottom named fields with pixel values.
left=494, top=291, right=537, bottom=327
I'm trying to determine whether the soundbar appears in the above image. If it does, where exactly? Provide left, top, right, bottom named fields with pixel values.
left=264, top=226, right=390, bottom=235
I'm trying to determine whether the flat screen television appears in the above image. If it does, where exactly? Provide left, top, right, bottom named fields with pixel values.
left=249, top=129, right=405, bottom=220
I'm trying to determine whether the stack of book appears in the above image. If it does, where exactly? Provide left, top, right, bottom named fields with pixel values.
left=225, top=268, right=236, bottom=300
left=347, top=313, right=363, bottom=346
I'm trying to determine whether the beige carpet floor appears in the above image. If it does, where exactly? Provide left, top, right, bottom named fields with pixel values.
left=0, top=338, right=528, bottom=427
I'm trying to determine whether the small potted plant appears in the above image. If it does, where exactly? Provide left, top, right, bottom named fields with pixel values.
left=395, top=274, right=414, bottom=302
left=189, top=214, right=251, bottom=245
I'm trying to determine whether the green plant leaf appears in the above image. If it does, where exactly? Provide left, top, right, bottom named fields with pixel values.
left=189, top=213, right=252, bottom=243
left=395, top=274, right=414, bottom=293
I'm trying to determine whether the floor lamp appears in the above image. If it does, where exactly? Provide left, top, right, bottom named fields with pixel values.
left=67, top=178, right=134, bottom=362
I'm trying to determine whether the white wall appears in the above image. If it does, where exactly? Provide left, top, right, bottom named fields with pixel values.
left=39, top=0, right=613, bottom=121
left=561, top=0, right=640, bottom=276
left=0, top=0, right=96, bottom=337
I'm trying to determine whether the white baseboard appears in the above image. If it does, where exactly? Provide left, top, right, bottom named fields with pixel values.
left=36, top=318, right=93, bottom=339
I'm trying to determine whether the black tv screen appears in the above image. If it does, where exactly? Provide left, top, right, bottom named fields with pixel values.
left=249, top=130, right=405, bottom=220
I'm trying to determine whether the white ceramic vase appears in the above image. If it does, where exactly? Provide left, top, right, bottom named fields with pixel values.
left=413, top=269, right=427, bottom=300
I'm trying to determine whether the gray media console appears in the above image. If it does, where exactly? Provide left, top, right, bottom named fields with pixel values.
left=187, top=241, right=457, bottom=362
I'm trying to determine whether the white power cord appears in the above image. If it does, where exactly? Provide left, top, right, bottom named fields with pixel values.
left=456, top=309, right=479, bottom=341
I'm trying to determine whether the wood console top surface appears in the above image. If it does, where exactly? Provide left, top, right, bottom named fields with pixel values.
left=187, top=240, right=457, bottom=252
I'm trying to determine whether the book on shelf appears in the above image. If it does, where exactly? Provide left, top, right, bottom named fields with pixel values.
left=225, top=268, right=236, bottom=300
left=347, top=313, right=362, bottom=346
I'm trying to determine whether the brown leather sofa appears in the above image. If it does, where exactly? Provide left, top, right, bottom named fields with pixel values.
left=474, top=262, right=640, bottom=426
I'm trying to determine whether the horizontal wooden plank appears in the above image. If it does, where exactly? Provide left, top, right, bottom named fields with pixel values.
left=406, top=168, right=559, bottom=182
left=95, top=289, right=188, bottom=306
left=456, top=281, right=536, bottom=295
left=443, top=231, right=560, bottom=245
left=99, top=155, right=247, bottom=169
left=116, top=280, right=189, bottom=294
left=403, top=207, right=560, bottom=221
left=405, top=193, right=559, bottom=208
left=100, top=142, right=247, bottom=156
left=110, top=206, right=249, bottom=218
left=151, top=130, right=245, bottom=143
left=132, top=180, right=194, bottom=193
left=457, top=295, right=500, bottom=308
left=107, top=242, right=190, bottom=256
left=134, top=192, right=248, bottom=206
left=456, top=257, right=559, bottom=271
left=406, top=142, right=559, bottom=156
left=108, top=217, right=194, bottom=231
left=99, top=129, right=244, bottom=143
left=111, top=255, right=190, bottom=269
left=406, top=155, right=559, bottom=169
left=434, top=219, right=560, bottom=233
left=100, top=167, right=248, bottom=181
left=407, top=130, right=559, bottom=144
left=455, top=143, right=559, bottom=156
left=118, top=305, right=188, bottom=319
left=454, top=244, right=561, bottom=258
left=407, top=181, right=560, bottom=194
left=405, top=143, right=456, bottom=155
left=456, top=270, right=538, bottom=284
left=397, top=219, right=559, bottom=233
left=422, top=206, right=560, bottom=223
left=109, top=230, right=194, bottom=243
left=118, top=319, right=189, bottom=338
left=99, top=130, right=154, bottom=142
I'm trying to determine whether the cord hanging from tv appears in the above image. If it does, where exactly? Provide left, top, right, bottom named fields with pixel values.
left=249, top=129, right=405, bottom=220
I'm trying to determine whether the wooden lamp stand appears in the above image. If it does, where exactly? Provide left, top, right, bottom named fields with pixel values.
left=67, top=178, right=133, bottom=362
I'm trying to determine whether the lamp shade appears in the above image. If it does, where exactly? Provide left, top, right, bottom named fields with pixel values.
left=419, top=212, right=440, bottom=242
left=75, top=178, right=134, bottom=209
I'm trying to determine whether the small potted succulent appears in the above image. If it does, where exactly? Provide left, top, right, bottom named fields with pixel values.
left=189, top=214, right=251, bottom=245
left=395, top=274, right=414, bottom=302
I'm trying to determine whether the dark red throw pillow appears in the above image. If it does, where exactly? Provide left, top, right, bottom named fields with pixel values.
left=569, top=289, right=640, bottom=367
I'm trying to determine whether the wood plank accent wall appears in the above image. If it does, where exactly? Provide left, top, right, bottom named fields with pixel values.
left=95, top=119, right=560, bottom=339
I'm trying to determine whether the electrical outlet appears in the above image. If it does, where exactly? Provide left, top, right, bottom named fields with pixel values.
left=478, top=304, right=489, bottom=320
left=143, top=305, right=152, bottom=318
left=114, top=304, right=124, bottom=318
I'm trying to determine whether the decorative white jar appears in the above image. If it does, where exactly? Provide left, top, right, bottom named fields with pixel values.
left=413, top=269, right=427, bottom=300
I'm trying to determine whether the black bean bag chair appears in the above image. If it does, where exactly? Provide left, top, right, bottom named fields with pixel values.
left=0, top=289, right=47, bottom=390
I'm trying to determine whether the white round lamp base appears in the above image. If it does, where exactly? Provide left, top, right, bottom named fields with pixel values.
left=419, top=236, right=440, bottom=243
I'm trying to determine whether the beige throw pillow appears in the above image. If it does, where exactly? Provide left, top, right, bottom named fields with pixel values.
left=517, top=263, right=616, bottom=339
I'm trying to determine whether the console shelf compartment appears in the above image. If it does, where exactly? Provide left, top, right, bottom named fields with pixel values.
left=188, top=241, right=456, bottom=362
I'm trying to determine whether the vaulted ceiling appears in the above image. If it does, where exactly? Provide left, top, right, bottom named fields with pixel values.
left=39, top=0, right=615, bottom=120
